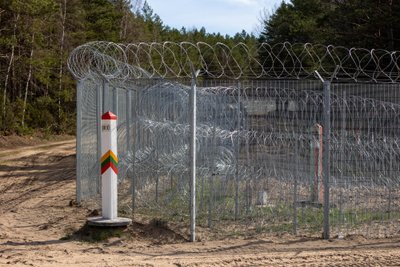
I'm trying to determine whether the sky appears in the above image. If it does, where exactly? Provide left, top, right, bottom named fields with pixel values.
left=146, top=0, right=287, bottom=36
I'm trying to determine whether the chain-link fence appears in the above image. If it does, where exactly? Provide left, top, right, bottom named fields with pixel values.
left=69, top=42, right=400, bottom=240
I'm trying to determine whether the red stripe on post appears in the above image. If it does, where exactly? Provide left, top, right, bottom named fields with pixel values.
left=101, top=162, right=118, bottom=175
left=110, top=164, right=118, bottom=175
left=101, top=162, right=111, bottom=174
left=102, top=111, right=117, bottom=120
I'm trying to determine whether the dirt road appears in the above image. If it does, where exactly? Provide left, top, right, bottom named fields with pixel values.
left=0, top=139, right=400, bottom=266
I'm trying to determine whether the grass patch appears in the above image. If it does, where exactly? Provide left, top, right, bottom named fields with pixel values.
left=62, top=224, right=125, bottom=243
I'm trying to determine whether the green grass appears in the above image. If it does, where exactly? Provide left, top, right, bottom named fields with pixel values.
left=62, top=224, right=125, bottom=243
left=131, top=179, right=400, bottom=237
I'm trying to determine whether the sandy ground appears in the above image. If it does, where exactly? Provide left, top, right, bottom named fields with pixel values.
left=1, top=139, right=400, bottom=266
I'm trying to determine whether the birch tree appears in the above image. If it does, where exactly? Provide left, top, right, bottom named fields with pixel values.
left=2, top=13, right=19, bottom=127
left=21, top=33, right=34, bottom=127
left=58, top=0, right=67, bottom=119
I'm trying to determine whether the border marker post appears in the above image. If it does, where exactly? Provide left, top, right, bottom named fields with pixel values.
left=87, top=111, right=132, bottom=227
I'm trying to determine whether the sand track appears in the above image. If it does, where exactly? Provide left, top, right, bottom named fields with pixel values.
left=0, top=139, right=400, bottom=266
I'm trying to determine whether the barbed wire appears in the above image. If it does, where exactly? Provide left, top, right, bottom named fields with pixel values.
left=115, top=81, right=400, bottom=187
left=68, top=41, right=400, bottom=82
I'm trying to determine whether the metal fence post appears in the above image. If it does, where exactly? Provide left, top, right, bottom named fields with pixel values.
left=126, top=89, right=132, bottom=210
left=131, top=87, right=140, bottom=214
left=102, top=79, right=106, bottom=113
left=126, top=89, right=131, bottom=157
left=190, top=68, right=199, bottom=242
left=339, top=90, right=346, bottom=235
left=112, top=87, right=118, bottom=116
left=76, top=80, right=82, bottom=203
left=97, top=80, right=103, bottom=194
left=235, top=81, right=241, bottom=220
left=293, top=139, right=299, bottom=235
left=208, top=127, right=216, bottom=228
left=245, top=110, right=251, bottom=215
left=323, top=80, right=331, bottom=239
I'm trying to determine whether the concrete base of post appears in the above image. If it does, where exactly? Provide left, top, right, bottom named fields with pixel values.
left=87, top=216, right=132, bottom=227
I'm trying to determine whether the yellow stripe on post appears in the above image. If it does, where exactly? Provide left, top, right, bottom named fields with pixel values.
left=101, top=150, right=118, bottom=164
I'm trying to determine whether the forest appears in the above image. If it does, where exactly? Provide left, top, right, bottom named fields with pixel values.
left=0, top=0, right=399, bottom=134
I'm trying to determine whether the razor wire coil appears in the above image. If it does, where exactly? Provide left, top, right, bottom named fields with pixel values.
left=68, top=41, right=400, bottom=82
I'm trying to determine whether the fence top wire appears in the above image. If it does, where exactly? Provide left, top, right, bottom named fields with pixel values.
left=68, top=41, right=400, bottom=83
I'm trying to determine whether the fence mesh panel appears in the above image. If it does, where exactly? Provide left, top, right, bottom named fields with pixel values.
left=329, top=83, right=400, bottom=238
left=71, top=42, right=400, bottom=239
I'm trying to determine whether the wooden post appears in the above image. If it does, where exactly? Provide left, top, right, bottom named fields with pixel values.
left=310, top=123, right=323, bottom=203
left=316, top=123, right=324, bottom=203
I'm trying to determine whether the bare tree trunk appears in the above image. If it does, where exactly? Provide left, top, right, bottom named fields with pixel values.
left=16, top=46, right=21, bottom=98
left=388, top=0, right=394, bottom=50
left=22, top=33, right=35, bottom=127
left=119, top=1, right=127, bottom=40
left=58, top=0, right=67, bottom=120
left=2, top=13, right=19, bottom=127
left=119, top=0, right=134, bottom=41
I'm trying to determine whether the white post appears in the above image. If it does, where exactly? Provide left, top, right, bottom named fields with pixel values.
left=87, top=111, right=131, bottom=227
left=101, top=111, right=118, bottom=219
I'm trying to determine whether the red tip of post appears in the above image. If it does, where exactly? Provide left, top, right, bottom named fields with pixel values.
left=102, top=111, right=117, bottom=120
